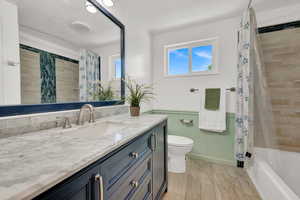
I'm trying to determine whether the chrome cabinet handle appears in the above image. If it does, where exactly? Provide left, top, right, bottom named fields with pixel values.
left=130, top=152, right=139, bottom=159
left=155, top=133, right=158, bottom=150
left=130, top=180, right=139, bottom=188
left=95, top=174, right=104, bottom=200
left=152, top=133, right=157, bottom=151
left=150, top=134, right=155, bottom=151
left=150, top=133, right=157, bottom=151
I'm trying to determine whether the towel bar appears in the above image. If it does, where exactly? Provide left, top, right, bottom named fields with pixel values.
left=226, top=87, right=236, bottom=92
left=190, top=87, right=236, bottom=93
left=180, top=119, right=194, bottom=126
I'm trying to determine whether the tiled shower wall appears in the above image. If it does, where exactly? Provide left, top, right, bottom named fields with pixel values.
left=56, top=58, right=79, bottom=103
left=20, top=48, right=41, bottom=104
left=20, top=44, right=80, bottom=104
left=0, top=105, right=129, bottom=139
left=261, top=27, right=300, bottom=152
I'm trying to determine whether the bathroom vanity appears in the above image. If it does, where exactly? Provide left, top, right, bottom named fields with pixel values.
left=0, top=114, right=168, bottom=200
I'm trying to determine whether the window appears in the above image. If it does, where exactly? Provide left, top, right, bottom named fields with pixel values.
left=114, top=58, right=121, bottom=79
left=165, top=39, right=218, bottom=76
left=109, top=54, right=121, bottom=80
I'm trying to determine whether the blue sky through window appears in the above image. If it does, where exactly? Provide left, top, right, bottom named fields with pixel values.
left=168, top=48, right=189, bottom=75
left=168, top=45, right=213, bottom=75
left=115, top=58, right=121, bottom=79
left=192, top=45, right=213, bottom=72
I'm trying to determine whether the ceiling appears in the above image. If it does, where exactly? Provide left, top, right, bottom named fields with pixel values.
left=17, top=0, right=120, bottom=49
left=108, top=0, right=300, bottom=32
left=16, top=0, right=300, bottom=48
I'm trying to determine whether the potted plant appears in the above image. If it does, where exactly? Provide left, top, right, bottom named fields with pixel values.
left=93, top=81, right=115, bottom=101
left=125, top=77, right=154, bottom=117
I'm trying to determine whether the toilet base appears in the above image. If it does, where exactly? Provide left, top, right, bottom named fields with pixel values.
left=168, top=155, right=186, bottom=173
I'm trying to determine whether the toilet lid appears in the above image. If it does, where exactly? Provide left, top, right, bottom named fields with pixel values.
left=168, top=135, right=194, bottom=147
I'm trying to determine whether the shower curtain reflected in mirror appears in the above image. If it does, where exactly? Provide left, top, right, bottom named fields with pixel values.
left=79, top=49, right=100, bottom=102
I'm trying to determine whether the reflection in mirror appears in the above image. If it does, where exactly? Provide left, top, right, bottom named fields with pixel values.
left=0, top=0, right=122, bottom=106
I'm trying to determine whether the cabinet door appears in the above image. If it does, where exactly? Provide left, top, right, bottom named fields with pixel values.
left=152, top=123, right=167, bottom=200
left=34, top=165, right=103, bottom=200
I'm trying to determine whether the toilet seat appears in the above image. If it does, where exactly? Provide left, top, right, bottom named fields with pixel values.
left=168, top=135, right=193, bottom=147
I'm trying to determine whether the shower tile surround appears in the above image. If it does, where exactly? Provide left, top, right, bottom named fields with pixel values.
left=20, top=49, right=41, bottom=104
left=56, top=58, right=79, bottom=103
left=19, top=44, right=80, bottom=104
left=0, top=105, right=129, bottom=139
left=261, top=27, right=300, bottom=152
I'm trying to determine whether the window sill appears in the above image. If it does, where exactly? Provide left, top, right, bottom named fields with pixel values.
left=163, top=71, right=220, bottom=78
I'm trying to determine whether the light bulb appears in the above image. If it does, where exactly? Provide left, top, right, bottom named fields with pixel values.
left=85, top=1, right=97, bottom=13
left=102, top=0, right=114, bottom=7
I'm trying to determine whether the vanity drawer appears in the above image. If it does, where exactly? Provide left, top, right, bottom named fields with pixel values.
left=100, top=131, right=153, bottom=192
left=130, top=175, right=152, bottom=200
left=106, top=155, right=152, bottom=200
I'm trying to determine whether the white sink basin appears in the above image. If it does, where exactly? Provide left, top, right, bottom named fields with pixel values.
left=89, top=121, right=127, bottom=133
left=57, top=121, right=127, bottom=136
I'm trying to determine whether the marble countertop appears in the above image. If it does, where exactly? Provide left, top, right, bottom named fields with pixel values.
left=0, top=114, right=167, bottom=200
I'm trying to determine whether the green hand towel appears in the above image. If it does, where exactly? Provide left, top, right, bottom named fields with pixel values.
left=205, top=88, right=221, bottom=110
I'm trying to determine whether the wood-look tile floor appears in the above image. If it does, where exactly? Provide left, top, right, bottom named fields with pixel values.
left=163, top=159, right=261, bottom=200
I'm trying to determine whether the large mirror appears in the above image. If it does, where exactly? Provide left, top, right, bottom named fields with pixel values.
left=0, top=0, right=124, bottom=116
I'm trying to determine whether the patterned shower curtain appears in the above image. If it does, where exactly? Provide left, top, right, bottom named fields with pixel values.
left=235, top=8, right=256, bottom=166
left=79, top=49, right=100, bottom=102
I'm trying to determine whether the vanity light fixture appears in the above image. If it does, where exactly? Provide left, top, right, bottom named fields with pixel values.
left=85, top=1, right=97, bottom=13
left=86, top=0, right=114, bottom=13
left=102, top=0, right=114, bottom=7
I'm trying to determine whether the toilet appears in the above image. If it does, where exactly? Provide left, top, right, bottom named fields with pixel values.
left=168, top=135, right=194, bottom=173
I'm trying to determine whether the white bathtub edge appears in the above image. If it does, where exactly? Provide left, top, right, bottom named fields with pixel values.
left=247, top=156, right=300, bottom=200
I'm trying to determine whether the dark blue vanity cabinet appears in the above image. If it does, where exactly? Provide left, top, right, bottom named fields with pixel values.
left=152, top=124, right=167, bottom=200
left=34, top=120, right=167, bottom=200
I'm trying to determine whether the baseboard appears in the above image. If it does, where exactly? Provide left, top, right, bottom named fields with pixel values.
left=188, top=152, right=235, bottom=166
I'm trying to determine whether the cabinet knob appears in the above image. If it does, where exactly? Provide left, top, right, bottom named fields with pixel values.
left=130, top=152, right=139, bottom=159
left=130, top=180, right=139, bottom=188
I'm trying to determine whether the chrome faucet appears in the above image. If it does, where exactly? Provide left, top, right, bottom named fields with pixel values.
left=77, top=104, right=95, bottom=125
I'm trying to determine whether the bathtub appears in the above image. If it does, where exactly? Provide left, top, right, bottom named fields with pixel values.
left=248, top=147, right=300, bottom=200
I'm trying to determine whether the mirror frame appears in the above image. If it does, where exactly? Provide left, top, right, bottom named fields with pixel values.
left=0, top=0, right=125, bottom=117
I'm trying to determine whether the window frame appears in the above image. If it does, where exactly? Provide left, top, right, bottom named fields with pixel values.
left=109, top=53, right=121, bottom=81
left=164, top=38, right=219, bottom=78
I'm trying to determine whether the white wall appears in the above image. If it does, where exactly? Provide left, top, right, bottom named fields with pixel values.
left=0, top=0, right=21, bottom=105
left=151, top=3, right=300, bottom=113
left=93, top=41, right=121, bottom=98
left=19, top=26, right=80, bottom=60
left=94, top=41, right=120, bottom=83
left=152, top=17, right=239, bottom=113
left=256, top=3, right=300, bottom=27
left=110, top=23, right=152, bottom=111
left=94, top=27, right=153, bottom=111
left=127, top=30, right=153, bottom=111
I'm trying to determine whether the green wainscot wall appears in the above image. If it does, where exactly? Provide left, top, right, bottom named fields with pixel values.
left=148, top=110, right=235, bottom=166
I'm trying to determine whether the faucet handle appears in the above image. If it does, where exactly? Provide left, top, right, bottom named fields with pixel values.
left=63, top=117, right=72, bottom=129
